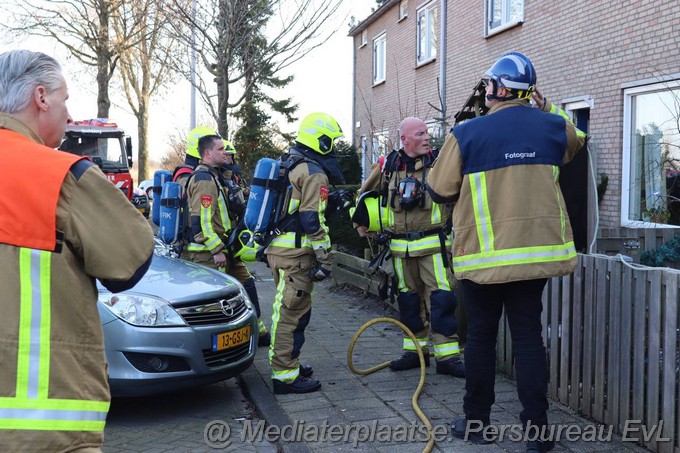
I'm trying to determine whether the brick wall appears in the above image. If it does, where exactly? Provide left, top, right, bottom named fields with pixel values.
left=351, top=0, right=680, bottom=227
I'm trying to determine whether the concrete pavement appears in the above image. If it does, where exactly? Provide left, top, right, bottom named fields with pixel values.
left=241, top=261, right=652, bottom=453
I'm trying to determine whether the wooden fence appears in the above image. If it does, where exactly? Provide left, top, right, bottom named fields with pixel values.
left=333, top=250, right=384, bottom=300
left=532, top=254, right=680, bottom=452
left=333, top=251, right=680, bottom=452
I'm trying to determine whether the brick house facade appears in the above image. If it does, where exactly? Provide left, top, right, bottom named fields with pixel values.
left=349, top=0, right=680, bottom=230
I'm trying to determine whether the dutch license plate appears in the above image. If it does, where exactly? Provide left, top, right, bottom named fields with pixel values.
left=212, top=325, right=251, bottom=351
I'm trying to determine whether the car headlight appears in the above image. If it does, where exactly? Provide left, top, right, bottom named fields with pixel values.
left=99, top=292, right=187, bottom=327
left=239, top=286, right=255, bottom=311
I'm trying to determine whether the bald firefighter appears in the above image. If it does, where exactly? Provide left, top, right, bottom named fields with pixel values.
left=354, top=117, right=464, bottom=378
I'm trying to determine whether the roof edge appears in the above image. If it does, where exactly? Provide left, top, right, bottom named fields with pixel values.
left=348, top=0, right=401, bottom=37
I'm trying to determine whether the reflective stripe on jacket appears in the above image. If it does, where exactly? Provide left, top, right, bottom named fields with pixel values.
left=266, top=156, right=332, bottom=257
left=186, top=164, right=232, bottom=254
left=0, top=248, right=109, bottom=432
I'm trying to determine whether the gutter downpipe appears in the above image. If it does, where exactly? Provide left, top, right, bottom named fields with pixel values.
left=189, top=0, right=197, bottom=130
left=439, top=0, right=447, bottom=135
left=350, top=34, right=365, bottom=180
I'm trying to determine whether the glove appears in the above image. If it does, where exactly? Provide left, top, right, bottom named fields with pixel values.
left=310, top=266, right=332, bottom=282
left=310, top=247, right=335, bottom=282
left=255, top=246, right=268, bottom=264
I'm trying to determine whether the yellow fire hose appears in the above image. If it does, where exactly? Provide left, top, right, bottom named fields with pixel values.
left=347, top=317, right=434, bottom=453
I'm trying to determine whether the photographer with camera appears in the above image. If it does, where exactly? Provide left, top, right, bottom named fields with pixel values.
left=353, top=117, right=464, bottom=378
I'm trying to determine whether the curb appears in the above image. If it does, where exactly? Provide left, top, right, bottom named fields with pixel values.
left=239, top=367, right=312, bottom=453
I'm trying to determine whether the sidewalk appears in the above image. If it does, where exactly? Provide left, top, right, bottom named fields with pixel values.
left=240, top=262, right=650, bottom=453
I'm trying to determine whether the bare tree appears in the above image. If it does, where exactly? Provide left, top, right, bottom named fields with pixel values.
left=113, top=0, right=183, bottom=180
left=2, top=0, right=146, bottom=118
left=166, top=0, right=344, bottom=137
left=160, top=132, right=187, bottom=171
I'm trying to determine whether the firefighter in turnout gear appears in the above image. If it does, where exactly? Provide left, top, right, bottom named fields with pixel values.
left=266, top=112, right=345, bottom=394
left=220, top=139, right=247, bottom=223
left=173, top=125, right=217, bottom=182
left=427, top=52, right=587, bottom=453
left=0, top=50, right=154, bottom=451
left=181, top=135, right=270, bottom=346
left=355, top=117, right=465, bottom=378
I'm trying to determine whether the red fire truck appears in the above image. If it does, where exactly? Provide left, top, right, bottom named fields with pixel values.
left=58, top=119, right=134, bottom=200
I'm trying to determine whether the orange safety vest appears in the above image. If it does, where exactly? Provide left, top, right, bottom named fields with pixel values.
left=0, top=129, right=83, bottom=251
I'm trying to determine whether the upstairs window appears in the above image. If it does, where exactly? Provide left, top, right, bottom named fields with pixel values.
left=399, top=0, right=408, bottom=20
left=360, top=30, right=367, bottom=47
left=373, top=33, right=386, bottom=85
left=485, top=0, right=523, bottom=35
left=417, top=2, right=437, bottom=65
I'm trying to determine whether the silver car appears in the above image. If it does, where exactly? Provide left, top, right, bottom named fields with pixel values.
left=97, top=242, right=258, bottom=397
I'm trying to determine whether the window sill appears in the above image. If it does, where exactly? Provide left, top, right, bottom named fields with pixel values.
left=485, top=20, right=523, bottom=38
left=398, top=15, right=407, bottom=23
left=373, top=79, right=386, bottom=87
left=359, top=43, right=367, bottom=49
left=416, top=57, right=436, bottom=69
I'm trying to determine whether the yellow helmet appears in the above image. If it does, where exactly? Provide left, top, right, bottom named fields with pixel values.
left=186, top=126, right=219, bottom=159
left=223, top=139, right=237, bottom=155
left=296, top=112, right=344, bottom=154
left=231, top=229, right=258, bottom=262
left=350, top=191, right=392, bottom=232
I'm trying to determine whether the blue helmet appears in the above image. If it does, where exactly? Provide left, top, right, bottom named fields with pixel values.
left=484, top=51, right=536, bottom=100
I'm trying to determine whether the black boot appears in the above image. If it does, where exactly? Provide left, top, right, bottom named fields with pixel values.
left=389, top=351, right=430, bottom=370
left=451, top=418, right=494, bottom=444
left=299, top=364, right=314, bottom=378
left=526, top=439, right=555, bottom=453
left=272, top=376, right=321, bottom=394
left=257, top=331, right=271, bottom=347
left=436, top=357, right=465, bottom=377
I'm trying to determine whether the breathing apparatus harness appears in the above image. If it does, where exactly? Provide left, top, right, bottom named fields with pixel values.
left=377, top=149, right=451, bottom=268
left=251, top=146, right=346, bottom=263
left=382, top=150, right=429, bottom=212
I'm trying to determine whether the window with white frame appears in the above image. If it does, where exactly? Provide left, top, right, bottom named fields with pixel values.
left=485, top=0, right=523, bottom=35
left=426, top=119, right=444, bottom=142
left=361, top=30, right=367, bottom=47
left=399, top=0, right=408, bottom=20
left=417, top=2, right=437, bottom=65
left=373, top=33, right=386, bottom=84
left=371, top=129, right=391, bottom=163
left=621, top=80, right=680, bottom=226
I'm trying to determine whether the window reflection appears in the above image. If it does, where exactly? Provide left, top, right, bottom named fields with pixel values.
left=629, top=87, right=680, bottom=224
